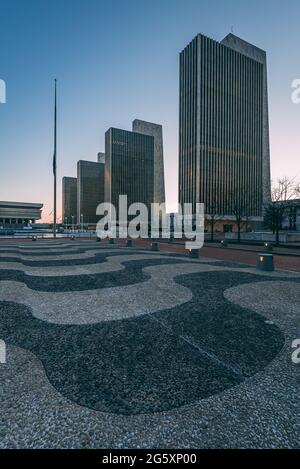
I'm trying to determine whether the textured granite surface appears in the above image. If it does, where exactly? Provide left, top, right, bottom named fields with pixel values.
left=0, top=241, right=299, bottom=448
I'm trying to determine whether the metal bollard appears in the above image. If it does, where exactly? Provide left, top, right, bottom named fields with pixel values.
left=256, top=253, right=274, bottom=271
left=151, top=241, right=159, bottom=251
left=96, top=237, right=101, bottom=242
left=188, top=248, right=199, bottom=258
left=126, top=239, right=133, bottom=247
left=109, top=238, right=115, bottom=244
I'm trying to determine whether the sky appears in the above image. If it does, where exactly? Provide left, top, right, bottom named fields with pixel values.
left=0, top=0, right=299, bottom=222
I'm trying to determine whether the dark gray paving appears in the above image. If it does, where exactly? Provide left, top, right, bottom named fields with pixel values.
left=0, top=258, right=185, bottom=291
left=0, top=248, right=182, bottom=267
left=0, top=270, right=287, bottom=415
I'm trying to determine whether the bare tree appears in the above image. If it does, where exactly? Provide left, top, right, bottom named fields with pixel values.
left=227, top=184, right=253, bottom=244
left=205, top=190, right=224, bottom=242
left=264, top=176, right=300, bottom=245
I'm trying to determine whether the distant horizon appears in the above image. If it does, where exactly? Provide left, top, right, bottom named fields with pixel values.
left=1, top=0, right=299, bottom=222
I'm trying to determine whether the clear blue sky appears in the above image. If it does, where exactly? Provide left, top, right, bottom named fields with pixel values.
left=0, top=0, right=299, bottom=221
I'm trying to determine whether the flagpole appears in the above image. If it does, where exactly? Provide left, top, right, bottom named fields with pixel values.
left=53, top=78, right=57, bottom=239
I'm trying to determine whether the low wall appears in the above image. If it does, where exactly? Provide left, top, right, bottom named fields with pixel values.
left=225, top=232, right=300, bottom=243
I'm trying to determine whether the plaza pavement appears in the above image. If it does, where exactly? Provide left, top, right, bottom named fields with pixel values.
left=0, top=239, right=299, bottom=448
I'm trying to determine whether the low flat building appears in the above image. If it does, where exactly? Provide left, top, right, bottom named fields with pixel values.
left=277, top=198, right=300, bottom=231
left=0, top=201, right=43, bottom=229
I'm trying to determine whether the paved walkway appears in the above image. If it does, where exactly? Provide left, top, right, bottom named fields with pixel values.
left=0, top=239, right=299, bottom=448
left=119, top=239, right=300, bottom=272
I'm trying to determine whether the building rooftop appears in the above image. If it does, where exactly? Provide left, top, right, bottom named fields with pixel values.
left=0, top=201, right=43, bottom=209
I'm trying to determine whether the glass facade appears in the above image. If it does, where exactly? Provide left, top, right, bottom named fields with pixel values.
left=105, top=128, right=154, bottom=219
left=77, top=161, right=105, bottom=224
left=179, top=33, right=266, bottom=217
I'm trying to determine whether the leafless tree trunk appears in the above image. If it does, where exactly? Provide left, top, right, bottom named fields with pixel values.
left=229, top=185, right=253, bottom=244
left=264, top=176, right=300, bottom=246
left=206, top=187, right=223, bottom=242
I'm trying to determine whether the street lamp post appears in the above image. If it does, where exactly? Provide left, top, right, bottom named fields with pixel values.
left=71, top=215, right=74, bottom=232
left=81, top=213, right=83, bottom=232
left=65, top=217, right=68, bottom=231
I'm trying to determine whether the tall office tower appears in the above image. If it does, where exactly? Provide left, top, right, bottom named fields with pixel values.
left=77, top=160, right=105, bottom=225
left=62, top=177, right=77, bottom=224
left=178, top=33, right=271, bottom=226
left=132, top=119, right=165, bottom=206
left=105, top=127, right=154, bottom=219
left=97, top=152, right=105, bottom=164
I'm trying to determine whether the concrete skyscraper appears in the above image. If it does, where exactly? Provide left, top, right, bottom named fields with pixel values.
left=97, top=152, right=105, bottom=164
left=178, top=33, right=271, bottom=229
left=132, top=119, right=165, bottom=207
